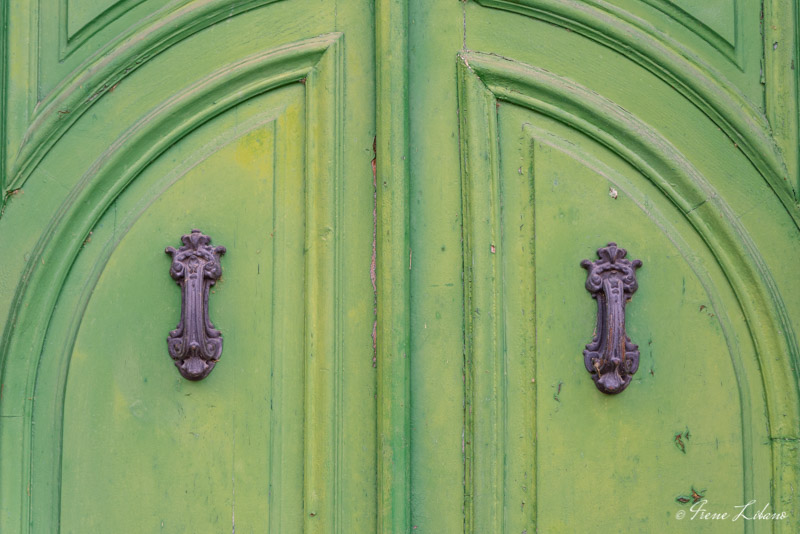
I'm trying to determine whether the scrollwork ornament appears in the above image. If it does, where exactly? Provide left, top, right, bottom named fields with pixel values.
left=165, top=229, right=226, bottom=380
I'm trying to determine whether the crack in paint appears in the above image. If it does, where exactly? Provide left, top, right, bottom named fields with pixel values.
left=371, top=136, right=377, bottom=368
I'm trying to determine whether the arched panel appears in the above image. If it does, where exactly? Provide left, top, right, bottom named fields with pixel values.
left=3, top=0, right=287, bottom=192
left=457, top=51, right=799, bottom=532
left=595, top=0, right=746, bottom=69
left=471, top=0, right=800, bottom=219
left=643, top=0, right=738, bottom=56
left=6, top=35, right=337, bottom=533
left=57, top=91, right=301, bottom=532
left=60, top=0, right=161, bottom=60
left=57, top=0, right=173, bottom=62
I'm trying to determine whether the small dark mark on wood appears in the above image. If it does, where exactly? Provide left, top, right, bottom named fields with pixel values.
left=674, top=432, right=686, bottom=453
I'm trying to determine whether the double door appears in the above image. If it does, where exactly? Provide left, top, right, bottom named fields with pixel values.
left=0, top=1, right=798, bottom=532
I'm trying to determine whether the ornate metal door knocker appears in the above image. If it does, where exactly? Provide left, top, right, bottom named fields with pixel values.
left=581, top=243, right=642, bottom=394
left=165, top=230, right=226, bottom=380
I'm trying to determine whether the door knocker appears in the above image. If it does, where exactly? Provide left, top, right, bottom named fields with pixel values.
left=581, top=243, right=642, bottom=394
left=165, top=230, right=226, bottom=380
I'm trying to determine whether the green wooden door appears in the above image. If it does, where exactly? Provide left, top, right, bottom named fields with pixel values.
left=2, top=1, right=800, bottom=533
left=0, top=2, right=377, bottom=532
left=401, top=2, right=800, bottom=533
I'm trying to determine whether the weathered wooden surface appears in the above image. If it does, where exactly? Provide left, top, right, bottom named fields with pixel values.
left=1, top=0, right=798, bottom=532
left=0, top=2, right=377, bottom=532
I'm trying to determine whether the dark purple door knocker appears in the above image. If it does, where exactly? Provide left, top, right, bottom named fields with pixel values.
left=166, top=230, right=226, bottom=380
left=581, top=243, right=642, bottom=394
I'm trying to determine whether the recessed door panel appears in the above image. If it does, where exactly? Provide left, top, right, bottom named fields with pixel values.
left=459, top=51, right=781, bottom=532
left=60, top=90, right=303, bottom=532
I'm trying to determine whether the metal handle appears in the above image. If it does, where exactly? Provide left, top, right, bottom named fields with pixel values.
left=581, top=243, right=642, bottom=394
left=165, top=229, right=226, bottom=380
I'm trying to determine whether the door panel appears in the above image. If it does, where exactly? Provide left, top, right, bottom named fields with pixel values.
left=528, top=129, right=762, bottom=532
left=59, top=89, right=304, bottom=532
left=1, top=1, right=376, bottom=532
left=406, top=1, right=800, bottom=532
left=459, top=62, right=773, bottom=528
